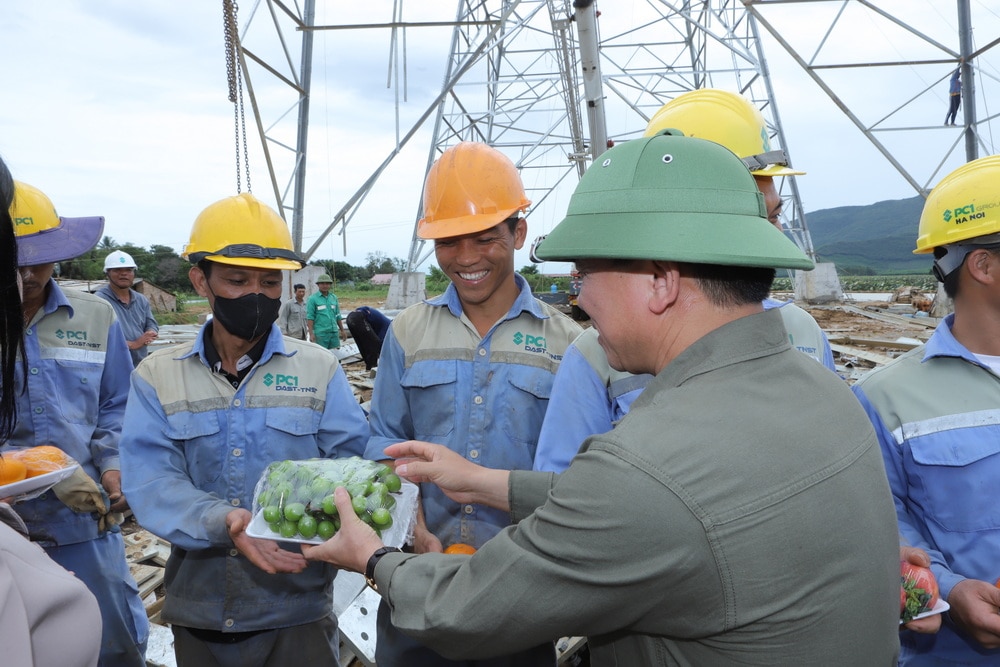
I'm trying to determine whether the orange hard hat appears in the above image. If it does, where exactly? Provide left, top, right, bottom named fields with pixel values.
left=417, top=142, right=531, bottom=239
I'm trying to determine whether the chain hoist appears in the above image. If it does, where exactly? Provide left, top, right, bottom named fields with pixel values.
left=223, top=0, right=251, bottom=193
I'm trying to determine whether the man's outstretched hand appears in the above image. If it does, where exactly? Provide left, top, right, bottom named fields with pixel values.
left=385, top=440, right=511, bottom=511
left=301, top=487, right=384, bottom=573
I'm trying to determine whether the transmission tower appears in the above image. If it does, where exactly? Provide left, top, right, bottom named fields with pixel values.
left=235, top=1, right=809, bottom=264
left=236, top=0, right=999, bottom=297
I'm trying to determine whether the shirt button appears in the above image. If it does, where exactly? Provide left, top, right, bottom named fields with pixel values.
left=230, top=498, right=241, bottom=506
left=478, top=348, right=486, bottom=357
left=34, top=407, right=43, bottom=414
left=81, top=378, right=88, bottom=384
left=233, top=449, right=242, bottom=457
left=474, top=396, right=483, bottom=405
left=233, top=399, right=242, bottom=407
left=464, top=504, right=474, bottom=514
left=224, top=619, right=235, bottom=628
left=229, top=548, right=239, bottom=557
left=29, top=368, right=38, bottom=375
left=26, top=330, right=33, bottom=336
left=469, top=450, right=479, bottom=459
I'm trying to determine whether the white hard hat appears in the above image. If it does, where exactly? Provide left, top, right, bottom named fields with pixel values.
left=103, top=250, right=138, bottom=271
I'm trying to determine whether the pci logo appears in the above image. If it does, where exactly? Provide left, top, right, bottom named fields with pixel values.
left=55, top=329, right=88, bottom=341
left=12, top=216, right=35, bottom=228
left=513, top=331, right=547, bottom=353
left=946, top=204, right=986, bottom=225
left=262, top=372, right=316, bottom=393
left=263, top=372, right=299, bottom=387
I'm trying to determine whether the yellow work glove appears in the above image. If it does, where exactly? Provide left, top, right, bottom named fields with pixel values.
left=51, top=466, right=121, bottom=531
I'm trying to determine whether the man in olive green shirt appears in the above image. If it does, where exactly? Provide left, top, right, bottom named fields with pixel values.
left=302, top=132, right=901, bottom=665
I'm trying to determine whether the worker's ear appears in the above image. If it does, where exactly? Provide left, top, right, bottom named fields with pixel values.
left=965, top=247, right=1000, bottom=287
left=189, top=265, right=211, bottom=298
left=511, top=217, right=528, bottom=250
left=647, top=260, right=679, bottom=315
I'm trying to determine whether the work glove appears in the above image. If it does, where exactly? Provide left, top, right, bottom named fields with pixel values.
left=51, top=465, right=122, bottom=531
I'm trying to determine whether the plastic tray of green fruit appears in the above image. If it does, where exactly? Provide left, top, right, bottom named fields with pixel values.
left=246, top=456, right=418, bottom=547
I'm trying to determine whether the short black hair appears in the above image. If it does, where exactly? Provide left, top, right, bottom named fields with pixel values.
left=684, top=262, right=775, bottom=307
left=294, top=283, right=305, bottom=290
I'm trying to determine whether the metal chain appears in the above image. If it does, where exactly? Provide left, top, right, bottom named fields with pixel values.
left=238, top=65, right=251, bottom=193
left=222, top=0, right=250, bottom=193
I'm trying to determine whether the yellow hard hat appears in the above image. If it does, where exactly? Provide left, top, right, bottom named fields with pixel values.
left=417, top=142, right=531, bottom=239
left=915, top=155, right=1000, bottom=279
left=183, top=193, right=304, bottom=270
left=644, top=89, right=805, bottom=177
left=10, top=181, right=104, bottom=265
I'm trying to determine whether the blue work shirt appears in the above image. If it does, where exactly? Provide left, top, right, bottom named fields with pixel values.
left=7, top=280, right=131, bottom=546
left=354, top=305, right=390, bottom=340
left=853, top=315, right=1000, bottom=664
left=96, top=285, right=159, bottom=367
left=534, top=298, right=837, bottom=473
left=365, top=275, right=581, bottom=549
left=120, top=323, right=369, bottom=632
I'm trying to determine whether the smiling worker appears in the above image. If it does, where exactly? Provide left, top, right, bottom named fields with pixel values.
left=364, top=141, right=582, bottom=666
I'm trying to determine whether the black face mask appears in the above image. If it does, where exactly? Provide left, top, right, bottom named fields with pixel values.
left=210, top=291, right=282, bottom=341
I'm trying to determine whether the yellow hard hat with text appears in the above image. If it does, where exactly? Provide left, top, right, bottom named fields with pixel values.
left=915, top=155, right=1000, bottom=254
left=10, top=181, right=104, bottom=265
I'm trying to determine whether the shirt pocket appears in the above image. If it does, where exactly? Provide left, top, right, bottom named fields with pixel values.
left=400, top=361, right=458, bottom=439
left=53, top=360, right=103, bottom=424
left=498, top=369, right=553, bottom=466
left=165, top=412, right=224, bottom=485
left=909, top=428, right=1000, bottom=531
left=264, top=408, right=325, bottom=461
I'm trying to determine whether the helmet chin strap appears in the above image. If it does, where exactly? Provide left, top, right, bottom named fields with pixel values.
left=933, top=232, right=1000, bottom=281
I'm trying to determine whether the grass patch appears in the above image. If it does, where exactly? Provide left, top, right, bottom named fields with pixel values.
left=772, top=274, right=937, bottom=292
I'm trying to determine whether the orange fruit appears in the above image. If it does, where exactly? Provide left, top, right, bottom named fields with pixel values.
left=444, top=543, right=477, bottom=555
left=10, top=445, right=68, bottom=478
left=0, top=457, right=28, bottom=485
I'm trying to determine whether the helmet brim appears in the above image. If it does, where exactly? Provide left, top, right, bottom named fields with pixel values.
left=197, top=255, right=305, bottom=271
left=535, top=210, right=814, bottom=270
left=750, top=164, right=806, bottom=177
left=417, top=207, right=526, bottom=240
left=17, top=216, right=105, bottom=266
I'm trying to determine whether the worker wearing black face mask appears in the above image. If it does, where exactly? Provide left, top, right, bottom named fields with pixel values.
left=118, top=192, right=370, bottom=667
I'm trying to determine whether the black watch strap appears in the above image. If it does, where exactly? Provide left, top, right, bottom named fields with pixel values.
left=365, top=546, right=402, bottom=590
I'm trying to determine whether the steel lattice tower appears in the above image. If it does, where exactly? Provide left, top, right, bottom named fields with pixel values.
left=236, top=1, right=998, bottom=282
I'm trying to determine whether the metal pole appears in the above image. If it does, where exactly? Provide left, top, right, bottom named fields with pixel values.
left=957, top=0, right=977, bottom=161
left=574, top=0, right=608, bottom=159
left=291, top=0, right=316, bottom=254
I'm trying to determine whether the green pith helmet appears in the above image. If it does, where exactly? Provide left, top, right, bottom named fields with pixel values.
left=316, top=274, right=333, bottom=284
left=534, top=130, right=814, bottom=270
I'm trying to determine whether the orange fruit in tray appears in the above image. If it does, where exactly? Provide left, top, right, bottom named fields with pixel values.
left=0, top=457, right=27, bottom=485
left=444, top=543, right=477, bottom=555
left=9, top=445, right=68, bottom=478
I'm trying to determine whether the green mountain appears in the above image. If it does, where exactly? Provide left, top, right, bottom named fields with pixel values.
left=799, top=196, right=932, bottom=275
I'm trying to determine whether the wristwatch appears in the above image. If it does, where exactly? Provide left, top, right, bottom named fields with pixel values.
left=364, top=546, right=401, bottom=591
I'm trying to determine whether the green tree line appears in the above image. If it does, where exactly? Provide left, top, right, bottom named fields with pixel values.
left=57, top=239, right=412, bottom=294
